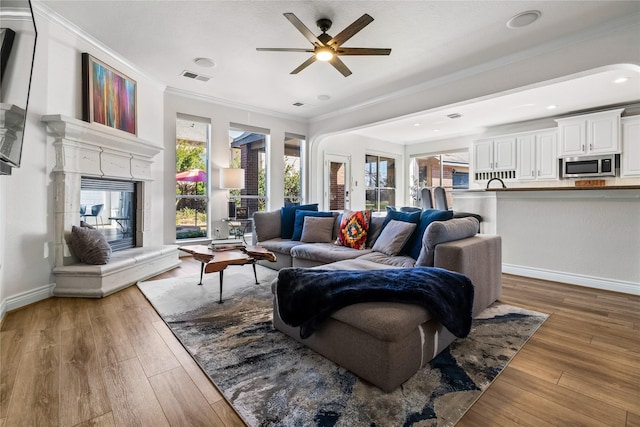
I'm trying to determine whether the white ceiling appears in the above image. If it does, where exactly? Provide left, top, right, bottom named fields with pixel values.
left=38, top=1, right=640, bottom=143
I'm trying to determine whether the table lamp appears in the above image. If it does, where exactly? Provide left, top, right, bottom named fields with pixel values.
left=219, top=168, right=245, bottom=218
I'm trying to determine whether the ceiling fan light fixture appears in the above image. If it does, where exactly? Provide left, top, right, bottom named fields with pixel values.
left=315, top=47, right=334, bottom=61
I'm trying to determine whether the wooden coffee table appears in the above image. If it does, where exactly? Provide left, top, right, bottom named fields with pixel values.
left=178, top=245, right=276, bottom=303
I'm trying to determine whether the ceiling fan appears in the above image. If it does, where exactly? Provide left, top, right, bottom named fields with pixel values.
left=257, top=13, right=391, bottom=77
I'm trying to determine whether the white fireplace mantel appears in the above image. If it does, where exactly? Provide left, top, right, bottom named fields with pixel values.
left=42, top=114, right=179, bottom=298
left=42, top=114, right=163, bottom=180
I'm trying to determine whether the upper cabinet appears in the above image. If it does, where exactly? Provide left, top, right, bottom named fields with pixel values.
left=516, top=129, right=557, bottom=181
left=474, top=137, right=517, bottom=180
left=555, top=109, right=624, bottom=157
left=475, top=129, right=559, bottom=183
left=621, top=116, right=640, bottom=177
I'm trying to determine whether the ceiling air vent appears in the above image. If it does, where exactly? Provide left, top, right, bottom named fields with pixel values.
left=180, top=70, right=211, bottom=82
left=447, top=113, right=463, bottom=119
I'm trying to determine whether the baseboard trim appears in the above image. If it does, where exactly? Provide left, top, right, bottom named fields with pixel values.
left=502, top=264, right=640, bottom=296
left=0, top=284, right=56, bottom=321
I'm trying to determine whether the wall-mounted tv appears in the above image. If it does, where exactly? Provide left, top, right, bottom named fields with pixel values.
left=0, top=0, right=37, bottom=171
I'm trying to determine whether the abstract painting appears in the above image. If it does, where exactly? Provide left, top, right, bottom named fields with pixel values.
left=82, top=53, right=136, bottom=135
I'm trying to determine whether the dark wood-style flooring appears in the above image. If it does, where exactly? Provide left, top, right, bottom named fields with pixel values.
left=1, top=257, right=638, bottom=426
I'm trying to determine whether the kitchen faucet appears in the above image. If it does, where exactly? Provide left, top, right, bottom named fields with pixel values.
left=486, top=177, right=506, bottom=189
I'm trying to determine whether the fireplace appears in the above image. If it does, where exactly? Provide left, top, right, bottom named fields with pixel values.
left=42, top=114, right=180, bottom=297
left=81, top=177, right=137, bottom=252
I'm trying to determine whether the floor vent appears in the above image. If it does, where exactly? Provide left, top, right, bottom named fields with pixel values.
left=180, top=70, right=211, bottom=82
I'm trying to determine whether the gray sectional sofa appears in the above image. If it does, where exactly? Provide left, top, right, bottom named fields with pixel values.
left=253, top=207, right=502, bottom=392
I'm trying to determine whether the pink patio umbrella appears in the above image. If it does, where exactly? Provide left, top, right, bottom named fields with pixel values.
left=176, top=168, right=207, bottom=182
left=176, top=169, right=206, bottom=227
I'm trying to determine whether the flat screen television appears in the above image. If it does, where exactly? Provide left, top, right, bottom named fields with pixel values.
left=0, top=0, right=37, bottom=170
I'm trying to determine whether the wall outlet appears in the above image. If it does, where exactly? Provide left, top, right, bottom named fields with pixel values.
left=215, top=228, right=220, bottom=238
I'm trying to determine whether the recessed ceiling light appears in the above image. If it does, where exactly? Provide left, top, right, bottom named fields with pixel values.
left=613, top=77, right=629, bottom=84
left=432, top=129, right=440, bottom=132
left=447, top=113, right=463, bottom=119
left=293, top=102, right=304, bottom=107
left=317, top=95, right=331, bottom=101
left=507, top=10, right=541, bottom=29
left=194, top=57, right=215, bottom=68
left=413, top=123, right=421, bottom=127
left=546, top=105, right=558, bottom=110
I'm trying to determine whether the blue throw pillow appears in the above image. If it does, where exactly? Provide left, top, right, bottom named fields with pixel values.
left=292, top=210, right=335, bottom=241
left=404, top=209, right=454, bottom=259
left=381, top=209, right=421, bottom=230
left=281, top=203, right=318, bottom=239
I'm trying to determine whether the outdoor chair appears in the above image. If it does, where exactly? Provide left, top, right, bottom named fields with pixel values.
left=82, top=204, right=104, bottom=227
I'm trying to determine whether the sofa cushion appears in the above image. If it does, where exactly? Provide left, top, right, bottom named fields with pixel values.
left=258, top=238, right=305, bottom=255
left=69, top=224, right=112, bottom=265
left=358, top=251, right=416, bottom=268
left=291, top=243, right=373, bottom=264
left=381, top=209, right=421, bottom=230
left=365, top=216, right=385, bottom=248
left=280, top=203, right=318, bottom=239
left=372, top=220, right=417, bottom=256
left=253, top=209, right=282, bottom=242
left=331, top=302, right=432, bottom=342
left=292, top=210, right=335, bottom=241
left=300, top=216, right=336, bottom=243
left=335, top=209, right=371, bottom=249
left=387, top=206, right=422, bottom=213
left=404, top=209, right=454, bottom=259
left=416, top=217, right=480, bottom=266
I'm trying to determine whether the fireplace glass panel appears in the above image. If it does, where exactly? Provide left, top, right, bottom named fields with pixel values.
left=80, top=177, right=136, bottom=252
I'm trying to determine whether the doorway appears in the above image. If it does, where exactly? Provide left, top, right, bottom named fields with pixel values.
left=324, top=154, right=350, bottom=211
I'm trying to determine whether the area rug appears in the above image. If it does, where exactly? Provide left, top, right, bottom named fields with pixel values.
left=138, top=266, right=548, bottom=427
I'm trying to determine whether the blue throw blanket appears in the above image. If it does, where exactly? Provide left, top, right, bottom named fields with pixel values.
left=276, top=267, right=475, bottom=339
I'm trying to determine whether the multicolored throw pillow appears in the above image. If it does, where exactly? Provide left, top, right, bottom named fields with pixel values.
left=335, top=209, right=371, bottom=249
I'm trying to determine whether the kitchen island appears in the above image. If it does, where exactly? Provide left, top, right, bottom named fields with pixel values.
left=453, top=186, right=640, bottom=295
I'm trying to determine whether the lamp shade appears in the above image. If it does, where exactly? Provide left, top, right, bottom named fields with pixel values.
left=219, top=168, right=245, bottom=189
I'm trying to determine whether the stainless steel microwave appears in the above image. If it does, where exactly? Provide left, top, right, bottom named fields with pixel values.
left=562, top=154, right=617, bottom=178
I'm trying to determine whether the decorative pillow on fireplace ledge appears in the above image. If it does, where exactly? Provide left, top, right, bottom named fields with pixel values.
left=69, top=224, right=112, bottom=265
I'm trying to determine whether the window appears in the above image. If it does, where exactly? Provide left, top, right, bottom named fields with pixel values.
left=365, top=154, right=396, bottom=212
left=411, top=151, right=469, bottom=209
left=229, top=123, right=268, bottom=218
left=284, top=133, right=304, bottom=205
left=176, top=114, right=210, bottom=240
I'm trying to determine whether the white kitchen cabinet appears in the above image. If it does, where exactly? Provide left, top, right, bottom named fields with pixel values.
left=516, top=130, right=558, bottom=181
left=556, top=108, right=623, bottom=156
left=474, top=137, right=516, bottom=181
left=474, top=139, right=494, bottom=172
left=621, top=116, right=640, bottom=177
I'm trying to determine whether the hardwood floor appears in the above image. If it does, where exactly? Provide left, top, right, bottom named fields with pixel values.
left=1, top=259, right=638, bottom=426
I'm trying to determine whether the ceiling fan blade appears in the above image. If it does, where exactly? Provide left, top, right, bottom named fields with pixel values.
left=328, top=14, right=374, bottom=47
left=284, top=13, right=323, bottom=47
left=329, top=56, right=352, bottom=77
left=291, top=56, right=317, bottom=74
left=257, top=48, right=314, bottom=53
left=337, top=47, right=392, bottom=56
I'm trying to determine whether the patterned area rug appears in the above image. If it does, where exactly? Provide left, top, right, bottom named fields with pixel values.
left=138, top=265, right=547, bottom=427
